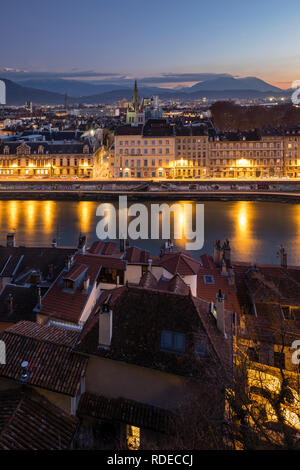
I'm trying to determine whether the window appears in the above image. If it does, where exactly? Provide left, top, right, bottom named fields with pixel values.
left=161, top=330, right=185, bottom=353
left=203, top=275, right=214, bottom=284
left=126, top=425, right=140, bottom=450
left=274, top=351, right=285, bottom=369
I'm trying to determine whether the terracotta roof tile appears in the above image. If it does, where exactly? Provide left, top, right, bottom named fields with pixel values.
left=159, top=252, right=202, bottom=276
left=0, top=328, right=87, bottom=396
left=0, top=388, right=78, bottom=450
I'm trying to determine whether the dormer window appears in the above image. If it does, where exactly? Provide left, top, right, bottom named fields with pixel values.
left=64, top=279, right=74, bottom=290
left=204, top=275, right=214, bottom=284
left=161, top=330, right=185, bottom=353
left=3, top=146, right=9, bottom=155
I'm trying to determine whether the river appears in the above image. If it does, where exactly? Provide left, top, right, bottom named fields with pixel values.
left=0, top=199, right=299, bottom=265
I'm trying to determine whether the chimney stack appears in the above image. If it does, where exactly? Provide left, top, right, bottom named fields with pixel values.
left=83, top=275, right=90, bottom=291
left=213, top=240, right=222, bottom=266
left=216, top=289, right=227, bottom=338
left=148, top=258, right=153, bottom=272
left=223, top=239, right=231, bottom=263
left=78, top=235, right=87, bottom=254
left=120, top=238, right=126, bottom=253
left=7, top=233, right=15, bottom=248
left=99, top=301, right=113, bottom=349
left=20, top=361, right=30, bottom=383
left=65, top=255, right=73, bottom=271
left=221, top=258, right=227, bottom=275
left=279, top=245, right=287, bottom=269
left=37, top=287, right=42, bottom=309
left=8, top=293, right=13, bottom=313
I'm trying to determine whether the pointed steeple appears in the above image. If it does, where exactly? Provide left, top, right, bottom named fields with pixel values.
left=132, top=80, right=139, bottom=110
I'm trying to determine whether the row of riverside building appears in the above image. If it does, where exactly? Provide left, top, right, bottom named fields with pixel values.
left=2, top=122, right=300, bottom=180
left=113, top=120, right=300, bottom=179
left=0, top=233, right=298, bottom=449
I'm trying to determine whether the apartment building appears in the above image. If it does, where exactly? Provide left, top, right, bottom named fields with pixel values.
left=283, top=128, right=300, bottom=178
left=114, top=119, right=175, bottom=178
left=209, top=132, right=284, bottom=178
left=175, top=127, right=209, bottom=178
left=0, top=133, right=95, bottom=178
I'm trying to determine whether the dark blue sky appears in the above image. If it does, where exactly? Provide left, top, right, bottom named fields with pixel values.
left=1, top=0, right=299, bottom=88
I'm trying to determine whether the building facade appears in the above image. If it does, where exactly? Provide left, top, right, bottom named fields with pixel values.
left=0, top=139, right=95, bottom=178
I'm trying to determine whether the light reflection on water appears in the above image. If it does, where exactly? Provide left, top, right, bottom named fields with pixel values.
left=0, top=199, right=299, bottom=265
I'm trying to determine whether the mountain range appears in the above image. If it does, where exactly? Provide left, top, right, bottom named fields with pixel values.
left=0, top=76, right=289, bottom=106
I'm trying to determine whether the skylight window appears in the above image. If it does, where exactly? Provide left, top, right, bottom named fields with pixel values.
left=204, top=275, right=214, bottom=284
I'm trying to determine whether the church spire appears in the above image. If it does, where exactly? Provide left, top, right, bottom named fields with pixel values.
left=132, top=80, right=139, bottom=110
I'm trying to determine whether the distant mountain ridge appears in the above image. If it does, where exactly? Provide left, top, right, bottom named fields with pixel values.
left=0, top=77, right=289, bottom=106
left=188, top=76, right=281, bottom=93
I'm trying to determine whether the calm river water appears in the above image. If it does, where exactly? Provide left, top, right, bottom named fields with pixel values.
left=0, top=199, right=299, bottom=265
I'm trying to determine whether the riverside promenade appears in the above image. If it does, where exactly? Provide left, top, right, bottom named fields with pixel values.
left=1, top=179, right=300, bottom=201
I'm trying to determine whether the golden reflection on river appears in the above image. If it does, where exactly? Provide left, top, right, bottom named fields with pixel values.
left=0, top=200, right=299, bottom=264
left=231, top=201, right=261, bottom=260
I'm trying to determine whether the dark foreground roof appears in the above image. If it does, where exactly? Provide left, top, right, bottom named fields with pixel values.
left=0, top=388, right=78, bottom=450
left=77, top=392, right=176, bottom=434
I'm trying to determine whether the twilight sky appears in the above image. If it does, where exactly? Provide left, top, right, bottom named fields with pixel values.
left=1, top=0, right=300, bottom=89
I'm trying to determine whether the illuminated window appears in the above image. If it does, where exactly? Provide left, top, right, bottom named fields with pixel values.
left=126, top=425, right=140, bottom=450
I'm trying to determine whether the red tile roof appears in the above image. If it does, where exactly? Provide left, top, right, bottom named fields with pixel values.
left=198, top=254, right=241, bottom=314
left=64, top=264, right=87, bottom=281
left=6, top=320, right=80, bottom=348
left=0, top=388, right=78, bottom=450
left=39, top=253, right=120, bottom=323
left=0, top=327, right=87, bottom=396
left=124, top=246, right=154, bottom=264
left=159, top=252, right=202, bottom=276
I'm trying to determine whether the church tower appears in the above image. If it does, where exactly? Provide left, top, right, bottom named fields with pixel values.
left=126, top=81, right=144, bottom=124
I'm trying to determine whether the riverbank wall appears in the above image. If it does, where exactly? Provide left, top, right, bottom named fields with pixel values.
left=1, top=180, right=300, bottom=201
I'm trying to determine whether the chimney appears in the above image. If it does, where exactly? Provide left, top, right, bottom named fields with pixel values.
left=279, top=245, right=287, bottom=269
left=221, top=258, right=227, bottom=275
left=148, top=258, right=152, bottom=272
left=83, top=275, right=90, bottom=291
left=120, top=238, right=126, bottom=253
left=99, top=303, right=113, bottom=349
left=216, top=289, right=227, bottom=337
left=228, top=267, right=235, bottom=285
left=48, top=264, right=54, bottom=279
left=213, top=240, right=222, bottom=266
left=78, top=234, right=87, bottom=254
left=8, top=293, right=13, bottom=313
left=37, top=287, right=42, bottom=309
left=20, top=361, right=30, bottom=383
left=223, top=239, right=231, bottom=263
left=65, top=255, right=73, bottom=271
left=7, top=233, right=15, bottom=248
left=51, top=238, right=57, bottom=248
